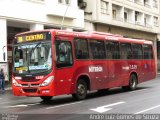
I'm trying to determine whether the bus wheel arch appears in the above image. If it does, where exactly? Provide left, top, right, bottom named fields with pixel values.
left=123, top=72, right=138, bottom=91
left=72, top=75, right=90, bottom=100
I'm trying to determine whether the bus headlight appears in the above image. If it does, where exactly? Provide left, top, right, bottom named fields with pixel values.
left=12, top=78, right=22, bottom=87
left=40, top=76, right=54, bottom=87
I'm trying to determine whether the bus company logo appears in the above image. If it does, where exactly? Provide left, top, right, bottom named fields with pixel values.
left=89, top=66, right=103, bottom=73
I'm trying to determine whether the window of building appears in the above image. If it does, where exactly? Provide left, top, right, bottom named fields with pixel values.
left=153, top=0, right=158, bottom=8
left=74, top=38, right=89, bottom=59
left=112, top=9, right=117, bottom=19
left=24, top=0, right=44, bottom=3
left=132, top=44, right=143, bottom=59
left=58, top=0, right=70, bottom=5
left=90, top=40, right=106, bottom=59
left=106, top=41, right=120, bottom=59
left=124, top=12, right=128, bottom=22
left=135, top=11, right=139, bottom=22
left=55, top=40, right=73, bottom=68
left=143, top=44, right=153, bottom=59
left=154, top=16, right=158, bottom=27
left=120, top=43, right=132, bottom=59
left=101, top=0, right=109, bottom=14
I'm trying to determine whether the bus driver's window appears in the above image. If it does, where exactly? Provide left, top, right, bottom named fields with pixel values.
left=59, top=43, right=66, bottom=62
left=55, top=40, right=73, bottom=68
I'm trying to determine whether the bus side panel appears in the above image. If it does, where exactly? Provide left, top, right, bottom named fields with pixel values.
left=54, top=66, right=75, bottom=95
left=140, top=59, right=156, bottom=83
left=72, top=60, right=108, bottom=91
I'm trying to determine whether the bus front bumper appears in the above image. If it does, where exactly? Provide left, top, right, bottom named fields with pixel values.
left=12, top=85, right=55, bottom=97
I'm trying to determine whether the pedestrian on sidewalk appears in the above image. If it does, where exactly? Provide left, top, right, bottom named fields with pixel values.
left=0, top=68, right=5, bottom=91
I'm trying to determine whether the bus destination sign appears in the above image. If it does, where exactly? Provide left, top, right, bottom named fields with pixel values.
left=17, top=33, right=47, bottom=43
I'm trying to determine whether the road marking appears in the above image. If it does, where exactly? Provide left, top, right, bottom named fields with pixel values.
left=135, top=105, right=160, bottom=114
left=6, top=105, right=28, bottom=108
left=0, top=97, right=39, bottom=105
left=90, top=101, right=125, bottom=113
left=46, top=101, right=82, bottom=109
left=5, top=103, right=40, bottom=108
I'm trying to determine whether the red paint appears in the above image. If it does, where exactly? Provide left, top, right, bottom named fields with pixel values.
left=12, top=29, right=156, bottom=97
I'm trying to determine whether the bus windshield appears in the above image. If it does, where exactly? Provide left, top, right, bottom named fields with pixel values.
left=13, top=42, right=52, bottom=74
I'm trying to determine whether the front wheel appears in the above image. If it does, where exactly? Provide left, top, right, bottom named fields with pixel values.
left=40, top=96, right=53, bottom=102
left=72, top=80, right=87, bottom=100
left=123, top=74, right=138, bottom=91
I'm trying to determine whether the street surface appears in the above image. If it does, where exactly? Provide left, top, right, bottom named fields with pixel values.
left=0, top=76, right=160, bottom=120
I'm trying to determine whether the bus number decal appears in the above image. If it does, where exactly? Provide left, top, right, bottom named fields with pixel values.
left=122, top=65, right=137, bottom=71
left=89, top=66, right=103, bottom=73
left=130, top=65, right=137, bottom=70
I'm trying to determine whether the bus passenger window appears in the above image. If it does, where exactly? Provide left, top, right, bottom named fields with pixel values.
left=55, top=40, right=73, bottom=68
left=143, top=44, right=153, bottom=59
left=90, top=40, right=106, bottom=59
left=120, top=43, right=132, bottom=59
left=74, top=38, right=89, bottom=59
left=132, top=44, right=143, bottom=59
left=106, top=41, right=120, bottom=59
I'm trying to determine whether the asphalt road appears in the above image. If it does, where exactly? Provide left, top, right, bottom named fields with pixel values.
left=0, top=76, right=160, bottom=120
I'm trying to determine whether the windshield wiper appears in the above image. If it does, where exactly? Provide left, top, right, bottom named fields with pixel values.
left=27, top=42, right=42, bottom=73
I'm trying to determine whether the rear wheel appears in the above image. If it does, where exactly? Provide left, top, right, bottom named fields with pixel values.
left=72, top=80, right=87, bottom=100
left=123, top=74, right=138, bottom=91
left=40, top=96, right=52, bottom=102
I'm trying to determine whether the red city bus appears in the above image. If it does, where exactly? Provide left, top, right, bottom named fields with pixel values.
left=12, top=29, right=156, bottom=101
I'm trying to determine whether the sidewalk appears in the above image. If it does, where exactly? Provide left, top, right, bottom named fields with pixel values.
left=4, top=81, right=12, bottom=90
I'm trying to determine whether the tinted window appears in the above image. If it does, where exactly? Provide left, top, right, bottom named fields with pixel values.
left=132, top=44, right=143, bottom=59
left=74, top=38, right=89, bottom=59
left=143, top=44, right=153, bottom=59
left=55, top=40, right=73, bottom=68
left=90, top=40, right=106, bottom=59
left=120, top=43, right=132, bottom=59
left=106, top=41, right=120, bottom=59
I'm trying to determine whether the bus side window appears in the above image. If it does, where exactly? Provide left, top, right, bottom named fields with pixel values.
left=74, top=38, right=89, bottom=59
left=106, top=41, right=120, bottom=59
left=132, top=44, right=143, bottom=59
left=55, top=40, right=73, bottom=68
left=90, top=40, right=106, bottom=59
left=143, top=44, right=153, bottom=59
left=120, top=43, right=132, bottom=59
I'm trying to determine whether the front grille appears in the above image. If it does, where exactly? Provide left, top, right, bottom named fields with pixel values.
left=23, top=88, right=37, bottom=93
left=21, top=79, right=40, bottom=82
left=21, top=76, right=40, bottom=82
left=21, top=84, right=39, bottom=87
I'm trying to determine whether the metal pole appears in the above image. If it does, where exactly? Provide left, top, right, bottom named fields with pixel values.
left=61, top=4, right=70, bottom=30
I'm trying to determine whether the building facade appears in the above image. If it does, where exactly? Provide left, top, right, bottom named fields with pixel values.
left=84, top=0, right=160, bottom=72
left=0, top=0, right=84, bottom=81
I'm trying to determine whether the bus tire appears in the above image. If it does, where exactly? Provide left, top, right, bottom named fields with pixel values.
left=72, top=79, right=87, bottom=100
left=123, top=74, right=137, bottom=91
left=40, top=96, right=52, bottom=101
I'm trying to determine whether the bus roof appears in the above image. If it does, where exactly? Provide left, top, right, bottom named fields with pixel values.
left=15, top=29, right=153, bottom=45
